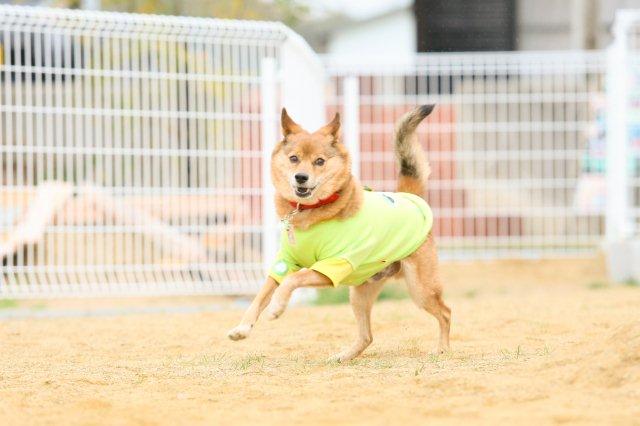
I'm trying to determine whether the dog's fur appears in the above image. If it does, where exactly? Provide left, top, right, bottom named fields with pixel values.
left=227, top=106, right=451, bottom=362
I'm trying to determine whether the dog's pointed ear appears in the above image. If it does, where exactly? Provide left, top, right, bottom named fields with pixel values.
left=281, top=108, right=303, bottom=137
left=318, top=112, right=340, bottom=141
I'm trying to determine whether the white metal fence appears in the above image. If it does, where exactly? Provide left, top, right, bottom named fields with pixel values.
left=0, top=5, right=635, bottom=297
left=326, top=52, right=607, bottom=259
left=0, top=5, right=323, bottom=297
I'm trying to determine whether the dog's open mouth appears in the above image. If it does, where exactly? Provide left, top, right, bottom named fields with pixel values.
left=295, top=186, right=315, bottom=198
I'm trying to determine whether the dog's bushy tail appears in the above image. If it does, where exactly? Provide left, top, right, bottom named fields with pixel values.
left=395, top=105, right=434, bottom=197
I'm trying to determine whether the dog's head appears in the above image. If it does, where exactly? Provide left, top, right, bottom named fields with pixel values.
left=271, top=108, right=351, bottom=203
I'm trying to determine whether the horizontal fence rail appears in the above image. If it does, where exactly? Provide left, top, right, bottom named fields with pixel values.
left=327, top=52, right=607, bottom=259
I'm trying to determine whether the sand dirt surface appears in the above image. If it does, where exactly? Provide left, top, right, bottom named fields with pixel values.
left=1, top=258, right=639, bottom=425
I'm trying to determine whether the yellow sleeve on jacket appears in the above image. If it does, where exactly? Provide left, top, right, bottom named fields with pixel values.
left=310, top=258, right=354, bottom=287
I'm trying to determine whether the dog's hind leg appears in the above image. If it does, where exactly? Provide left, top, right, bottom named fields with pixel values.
left=227, top=276, right=278, bottom=341
left=328, top=279, right=385, bottom=362
left=401, top=234, right=451, bottom=353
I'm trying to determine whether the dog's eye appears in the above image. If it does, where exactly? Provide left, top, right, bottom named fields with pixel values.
left=314, top=158, right=325, bottom=166
left=289, top=155, right=299, bottom=163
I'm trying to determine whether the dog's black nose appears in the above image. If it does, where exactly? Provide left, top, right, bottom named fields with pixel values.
left=294, top=173, right=309, bottom=184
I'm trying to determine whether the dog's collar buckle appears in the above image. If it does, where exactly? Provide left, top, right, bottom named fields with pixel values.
left=282, top=204, right=300, bottom=245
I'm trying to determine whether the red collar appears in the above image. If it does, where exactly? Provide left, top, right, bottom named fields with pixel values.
left=289, top=193, right=340, bottom=211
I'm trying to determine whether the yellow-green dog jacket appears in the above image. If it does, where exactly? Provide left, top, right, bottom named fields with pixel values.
left=269, top=191, right=433, bottom=286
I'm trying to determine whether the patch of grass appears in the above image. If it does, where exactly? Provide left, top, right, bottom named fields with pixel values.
left=419, top=352, right=451, bottom=370
left=500, top=345, right=524, bottom=361
left=314, top=286, right=350, bottom=305
left=31, top=303, right=47, bottom=311
left=623, top=278, right=639, bottom=287
left=427, top=353, right=442, bottom=363
left=344, top=358, right=394, bottom=369
left=200, top=353, right=229, bottom=366
left=313, top=283, right=408, bottom=306
left=378, top=284, right=408, bottom=301
left=538, top=345, right=553, bottom=356
left=233, top=354, right=266, bottom=371
left=413, top=352, right=461, bottom=376
left=463, top=289, right=479, bottom=299
left=587, top=281, right=609, bottom=290
left=0, top=299, right=18, bottom=309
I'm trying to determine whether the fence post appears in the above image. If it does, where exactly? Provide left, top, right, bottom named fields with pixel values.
left=343, top=76, right=361, bottom=179
left=261, top=57, right=278, bottom=275
left=605, top=13, right=635, bottom=282
left=606, top=16, right=631, bottom=244
left=280, top=27, right=325, bottom=129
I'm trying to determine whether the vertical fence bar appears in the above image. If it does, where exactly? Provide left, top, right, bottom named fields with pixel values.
left=606, top=17, right=631, bottom=244
left=343, top=76, right=361, bottom=179
left=261, top=57, right=278, bottom=274
left=605, top=13, right=637, bottom=282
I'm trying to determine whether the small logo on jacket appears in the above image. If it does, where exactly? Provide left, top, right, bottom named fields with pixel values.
left=273, top=261, right=288, bottom=276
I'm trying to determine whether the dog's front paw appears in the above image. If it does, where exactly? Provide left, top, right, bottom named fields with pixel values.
left=266, top=298, right=287, bottom=320
left=327, top=350, right=357, bottom=363
left=227, top=324, right=252, bottom=341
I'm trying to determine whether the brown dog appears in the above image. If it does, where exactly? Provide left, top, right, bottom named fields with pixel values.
left=227, top=106, right=451, bottom=362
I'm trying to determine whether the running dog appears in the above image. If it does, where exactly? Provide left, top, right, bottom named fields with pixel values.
left=227, top=105, right=451, bottom=362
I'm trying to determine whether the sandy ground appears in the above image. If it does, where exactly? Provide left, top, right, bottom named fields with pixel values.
left=1, top=257, right=639, bottom=425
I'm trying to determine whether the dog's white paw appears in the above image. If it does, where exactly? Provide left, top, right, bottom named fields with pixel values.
left=327, top=350, right=357, bottom=363
left=227, top=324, right=252, bottom=341
left=266, top=299, right=286, bottom=320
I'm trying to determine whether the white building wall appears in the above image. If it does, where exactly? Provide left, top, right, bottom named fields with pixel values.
left=311, top=0, right=640, bottom=55
left=326, top=9, right=416, bottom=59
left=518, top=0, right=640, bottom=50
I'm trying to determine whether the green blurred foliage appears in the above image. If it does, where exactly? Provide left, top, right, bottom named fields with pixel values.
left=0, top=299, right=18, bottom=309
left=49, top=0, right=308, bottom=27
left=314, top=282, right=409, bottom=306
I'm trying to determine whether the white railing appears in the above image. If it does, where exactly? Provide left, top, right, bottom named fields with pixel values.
left=326, top=51, right=607, bottom=259
left=0, top=5, right=323, bottom=297
left=0, top=5, right=636, bottom=297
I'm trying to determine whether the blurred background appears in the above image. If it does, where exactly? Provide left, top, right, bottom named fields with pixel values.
left=1, top=0, right=640, bottom=303
left=11, top=0, right=636, bottom=51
